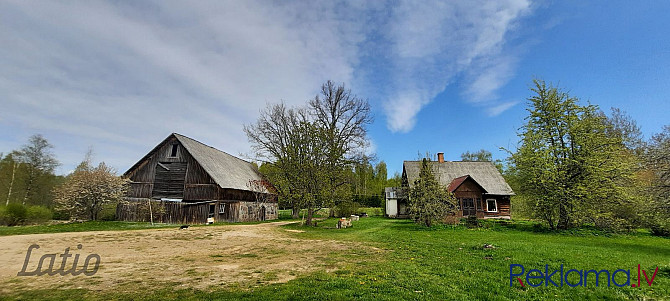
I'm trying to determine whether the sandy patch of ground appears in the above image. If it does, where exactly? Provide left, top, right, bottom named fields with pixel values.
left=0, top=222, right=370, bottom=293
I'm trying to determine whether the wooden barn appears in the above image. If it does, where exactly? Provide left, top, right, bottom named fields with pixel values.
left=387, top=152, right=514, bottom=219
left=117, top=133, right=278, bottom=224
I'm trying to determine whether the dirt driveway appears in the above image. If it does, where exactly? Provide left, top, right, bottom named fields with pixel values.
left=0, top=222, right=370, bottom=293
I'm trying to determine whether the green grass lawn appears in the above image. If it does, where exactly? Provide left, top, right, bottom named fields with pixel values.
left=3, top=217, right=669, bottom=300
left=0, top=220, right=182, bottom=236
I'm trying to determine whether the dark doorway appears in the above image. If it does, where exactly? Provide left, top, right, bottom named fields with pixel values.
left=209, top=204, right=215, bottom=218
left=462, top=198, right=476, bottom=216
left=260, top=206, right=266, bottom=221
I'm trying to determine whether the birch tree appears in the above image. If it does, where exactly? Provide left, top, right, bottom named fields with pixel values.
left=15, top=135, right=59, bottom=205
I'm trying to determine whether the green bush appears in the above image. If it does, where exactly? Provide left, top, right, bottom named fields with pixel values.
left=52, top=209, right=71, bottom=221
left=335, top=200, right=361, bottom=218
left=352, top=195, right=383, bottom=207
left=365, top=207, right=383, bottom=216
left=0, top=206, right=6, bottom=225
left=650, top=219, right=670, bottom=237
left=3, top=204, right=28, bottom=226
left=466, top=215, right=479, bottom=228
left=99, top=206, right=117, bottom=221
left=26, top=206, right=53, bottom=223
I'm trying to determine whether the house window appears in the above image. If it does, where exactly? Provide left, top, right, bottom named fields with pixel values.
left=219, top=203, right=225, bottom=214
left=486, top=199, right=497, bottom=212
left=477, top=198, right=482, bottom=211
left=169, top=144, right=178, bottom=157
left=247, top=206, right=253, bottom=215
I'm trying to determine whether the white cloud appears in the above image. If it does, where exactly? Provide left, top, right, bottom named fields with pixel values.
left=0, top=0, right=368, bottom=173
left=486, top=101, right=519, bottom=117
left=382, top=0, right=532, bottom=132
left=0, top=0, right=535, bottom=173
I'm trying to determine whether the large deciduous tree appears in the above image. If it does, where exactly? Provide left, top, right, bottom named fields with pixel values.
left=245, top=103, right=329, bottom=225
left=509, top=80, right=638, bottom=230
left=54, top=154, right=128, bottom=220
left=309, top=81, right=372, bottom=216
left=646, top=125, right=670, bottom=234
left=245, top=81, right=372, bottom=226
left=408, top=159, right=457, bottom=227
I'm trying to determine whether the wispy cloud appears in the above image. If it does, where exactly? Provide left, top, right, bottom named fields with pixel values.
left=486, top=101, right=519, bottom=117
left=381, top=0, right=532, bottom=132
left=0, top=0, right=534, bottom=173
left=0, top=1, right=367, bottom=172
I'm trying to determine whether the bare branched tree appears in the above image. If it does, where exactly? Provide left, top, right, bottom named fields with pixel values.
left=309, top=80, right=373, bottom=216
left=245, top=81, right=373, bottom=226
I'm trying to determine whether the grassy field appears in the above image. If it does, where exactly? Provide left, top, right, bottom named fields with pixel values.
left=2, top=217, right=669, bottom=300
left=0, top=221, right=181, bottom=236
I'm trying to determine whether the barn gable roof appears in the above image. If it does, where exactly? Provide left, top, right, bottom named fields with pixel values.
left=403, top=161, right=514, bottom=196
left=125, top=133, right=267, bottom=192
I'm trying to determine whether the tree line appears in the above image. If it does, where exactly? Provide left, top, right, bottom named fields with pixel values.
left=0, top=137, right=127, bottom=225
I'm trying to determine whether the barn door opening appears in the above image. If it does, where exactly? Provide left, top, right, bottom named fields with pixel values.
left=209, top=204, right=215, bottom=218
left=151, top=162, right=187, bottom=199
left=260, top=206, right=266, bottom=221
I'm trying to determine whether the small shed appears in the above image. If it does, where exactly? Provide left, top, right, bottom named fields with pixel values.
left=384, top=187, right=408, bottom=218
left=117, top=133, right=278, bottom=224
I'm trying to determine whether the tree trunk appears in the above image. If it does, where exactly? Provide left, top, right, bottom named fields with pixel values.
left=23, top=169, right=35, bottom=206
left=291, top=204, right=300, bottom=219
left=6, top=162, right=16, bottom=206
left=306, top=207, right=314, bottom=227
left=558, top=201, right=570, bottom=230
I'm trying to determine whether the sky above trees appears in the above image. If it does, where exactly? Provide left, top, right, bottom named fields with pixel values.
left=1, top=1, right=668, bottom=175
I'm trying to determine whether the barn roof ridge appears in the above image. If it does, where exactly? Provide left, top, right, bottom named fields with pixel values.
left=171, top=133, right=267, bottom=192
left=172, top=133, right=255, bottom=165
left=124, top=133, right=268, bottom=193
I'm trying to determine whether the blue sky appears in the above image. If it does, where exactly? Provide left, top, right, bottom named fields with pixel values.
left=1, top=1, right=668, bottom=176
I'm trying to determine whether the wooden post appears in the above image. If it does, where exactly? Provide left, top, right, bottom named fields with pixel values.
left=148, top=199, right=154, bottom=225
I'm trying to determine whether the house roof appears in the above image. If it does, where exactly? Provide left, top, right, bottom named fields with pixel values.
left=125, top=133, right=270, bottom=193
left=403, top=161, right=514, bottom=195
left=447, top=175, right=488, bottom=193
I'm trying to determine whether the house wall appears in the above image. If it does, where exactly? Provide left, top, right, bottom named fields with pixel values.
left=235, top=201, right=279, bottom=222
left=453, top=179, right=511, bottom=219
left=386, top=198, right=398, bottom=217
left=482, top=196, right=510, bottom=218
left=453, top=179, right=483, bottom=218
left=117, top=199, right=279, bottom=224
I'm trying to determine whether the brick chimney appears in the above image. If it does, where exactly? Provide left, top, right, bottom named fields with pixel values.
left=437, top=152, right=444, bottom=163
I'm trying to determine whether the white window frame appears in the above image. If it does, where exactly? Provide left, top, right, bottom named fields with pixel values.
left=486, top=199, right=498, bottom=212
left=219, top=203, right=225, bottom=214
